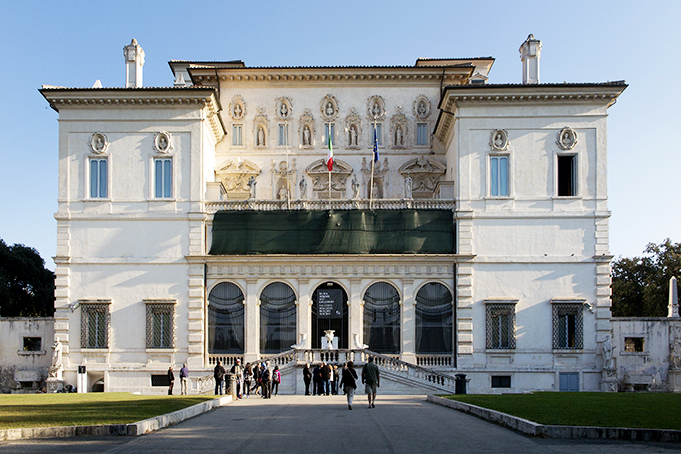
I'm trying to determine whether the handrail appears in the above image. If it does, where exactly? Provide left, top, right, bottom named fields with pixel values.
left=364, top=350, right=456, bottom=391
left=205, top=199, right=455, bottom=213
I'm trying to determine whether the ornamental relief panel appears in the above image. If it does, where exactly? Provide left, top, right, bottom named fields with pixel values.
left=390, top=107, right=408, bottom=149
left=367, top=95, right=386, bottom=120
left=399, top=156, right=446, bottom=199
left=253, top=108, right=269, bottom=149
left=557, top=127, right=578, bottom=150
left=229, top=95, right=246, bottom=121
left=275, top=97, right=292, bottom=121
left=207, top=262, right=454, bottom=278
left=154, top=131, right=172, bottom=153
left=305, top=158, right=353, bottom=199
left=320, top=94, right=339, bottom=121
left=490, top=129, right=509, bottom=151
left=413, top=95, right=431, bottom=120
left=299, top=108, right=316, bottom=149
left=344, top=108, right=362, bottom=150
left=215, top=159, right=261, bottom=200
left=90, top=132, right=108, bottom=154
left=270, top=159, right=297, bottom=200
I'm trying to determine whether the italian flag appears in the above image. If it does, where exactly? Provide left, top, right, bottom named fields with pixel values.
left=326, top=132, right=334, bottom=172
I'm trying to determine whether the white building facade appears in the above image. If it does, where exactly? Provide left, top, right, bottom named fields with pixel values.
left=40, top=36, right=627, bottom=394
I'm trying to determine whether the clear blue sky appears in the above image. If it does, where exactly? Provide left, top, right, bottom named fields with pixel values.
left=1, top=0, right=679, bottom=270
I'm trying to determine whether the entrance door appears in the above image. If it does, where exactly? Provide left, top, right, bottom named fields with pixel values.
left=311, top=282, right=348, bottom=349
left=559, top=372, right=579, bottom=392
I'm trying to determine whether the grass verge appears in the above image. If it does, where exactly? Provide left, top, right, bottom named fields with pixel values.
left=442, top=392, right=681, bottom=430
left=0, top=393, right=215, bottom=430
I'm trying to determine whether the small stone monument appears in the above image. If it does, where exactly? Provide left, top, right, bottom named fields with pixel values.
left=600, top=334, right=618, bottom=392
left=669, top=276, right=679, bottom=318
left=324, top=330, right=336, bottom=350
left=47, top=339, right=65, bottom=392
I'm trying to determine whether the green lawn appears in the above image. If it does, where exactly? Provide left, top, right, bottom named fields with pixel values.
left=0, top=393, right=215, bottom=429
left=444, top=392, right=681, bottom=430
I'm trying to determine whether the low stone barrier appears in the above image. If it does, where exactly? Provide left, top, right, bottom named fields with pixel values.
left=0, top=395, right=232, bottom=441
left=427, top=395, right=681, bottom=442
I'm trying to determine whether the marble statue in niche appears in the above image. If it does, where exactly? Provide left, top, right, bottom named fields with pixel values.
left=351, top=174, right=360, bottom=199
left=257, top=126, right=266, bottom=146
left=280, top=103, right=289, bottom=119
left=349, top=125, right=358, bottom=147
left=247, top=176, right=257, bottom=198
left=325, top=102, right=335, bottom=117
left=395, top=126, right=404, bottom=146
left=303, top=126, right=311, bottom=146
left=299, top=177, right=307, bottom=199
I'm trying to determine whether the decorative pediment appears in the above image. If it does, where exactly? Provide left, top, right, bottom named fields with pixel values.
left=305, top=159, right=353, bottom=199
left=399, top=156, right=446, bottom=199
left=216, top=159, right=261, bottom=200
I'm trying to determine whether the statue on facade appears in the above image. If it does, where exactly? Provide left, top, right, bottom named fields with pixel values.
left=247, top=176, right=256, bottom=199
left=303, top=126, right=311, bottom=146
left=349, top=125, right=358, bottom=147
left=280, top=103, right=289, bottom=119
left=257, top=126, right=265, bottom=146
left=325, top=102, right=335, bottom=117
left=602, top=334, right=615, bottom=370
left=351, top=174, right=360, bottom=199
left=279, top=187, right=288, bottom=200
left=49, top=339, right=63, bottom=378
left=299, top=177, right=307, bottom=199
left=405, top=176, right=413, bottom=199
left=324, top=330, right=336, bottom=350
left=372, top=102, right=381, bottom=118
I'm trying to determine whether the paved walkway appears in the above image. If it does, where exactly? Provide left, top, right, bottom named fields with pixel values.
left=1, top=395, right=680, bottom=453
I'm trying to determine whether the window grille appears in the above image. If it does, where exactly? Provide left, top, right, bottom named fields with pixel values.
left=81, top=303, right=110, bottom=349
left=208, top=282, right=245, bottom=354
left=485, top=302, right=516, bottom=349
left=260, top=282, right=297, bottom=354
left=552, top=302, right=583, bottom=349
left=415, top=283, right=453, bottom=354
left=145, top=302, right=175, bottom=349
left=363, top=282, right=401, bottom=354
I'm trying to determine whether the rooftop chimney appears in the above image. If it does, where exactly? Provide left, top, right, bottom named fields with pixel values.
left=123, top=39, right=145, bottom=88
left=519, top=34, right=542, bottom=84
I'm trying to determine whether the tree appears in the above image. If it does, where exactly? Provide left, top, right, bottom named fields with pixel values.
left=611, top=239, right=681, bottom=317
left=0, top=238, right=55, bottom=317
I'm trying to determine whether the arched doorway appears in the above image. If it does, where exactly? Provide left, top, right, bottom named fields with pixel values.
left=415, top=283, right=453, bottom=354
left=260, top=282, right=297, bottom=354
left=208, top=282, right=244, bottom=354
left=363, top=282, right=401, bottom=353
left=311, top=282, right=349, bottom=349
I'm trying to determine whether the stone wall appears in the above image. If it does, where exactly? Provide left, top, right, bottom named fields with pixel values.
left=0, top=318, right=54, bottom=393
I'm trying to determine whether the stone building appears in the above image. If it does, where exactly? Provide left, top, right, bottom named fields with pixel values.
left=0, top=318, right=54, bottom=393
left=39, top=36, right=628, bottom=394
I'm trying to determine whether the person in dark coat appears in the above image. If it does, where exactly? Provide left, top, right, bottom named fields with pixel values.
left=340, top=361, right=358, bottom=410
left=303, top=363, right=312, bottom=395
left=213, top=360, right=226, bottom=395
left=312, top=363, right=322, bottom=396
left=167, top=366, right=175, bottom=395
left=321, top=362, right=332, bottom=396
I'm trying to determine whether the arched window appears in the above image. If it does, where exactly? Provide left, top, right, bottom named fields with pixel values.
left=260, top=282, right=297, bottom=354
left=208, top=282, right=244, bottom=354
left=363, top=282, right=400, bottom=353
left=415, top=283, right=453, bottom=353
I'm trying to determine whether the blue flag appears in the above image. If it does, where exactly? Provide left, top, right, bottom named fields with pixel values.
left=373, top=127, right=379, bottom=162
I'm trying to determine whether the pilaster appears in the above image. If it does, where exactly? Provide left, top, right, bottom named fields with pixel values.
left=349, top=278, right=364, bottom=348
left=401, top=278, right=416, bottom=364
left=297, top=278, right=312, bottom=349
left=186, top=263, right=205, bottom=370
left=244, top=278, right=260, bottom=363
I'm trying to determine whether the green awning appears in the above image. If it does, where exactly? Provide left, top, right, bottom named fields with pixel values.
left=209, top=209, right=454, bottom=255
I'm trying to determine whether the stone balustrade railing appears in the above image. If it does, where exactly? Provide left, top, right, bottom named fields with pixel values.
left=364, top=350, right=456, bottom=391
left=205, top=199, right=455, bottom=213
left=416, top=354, right=453, bottom=368
left=208, top=354, right=244, bottom=368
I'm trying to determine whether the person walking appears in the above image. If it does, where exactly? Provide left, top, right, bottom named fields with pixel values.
left=340, top=361, right=358, bottom=410
left=243, top=363, right=253, bottom=397
left=179, top=363, right=189, bottom=395
left=303, top=363, right=312, bottom=395
left=272, top=365, right=281, bottom=396
left=214, top=360, right=226, bottom=395
left=167, top=366, right=175, bottom=395
left=361, top=356, right=380, bottom=408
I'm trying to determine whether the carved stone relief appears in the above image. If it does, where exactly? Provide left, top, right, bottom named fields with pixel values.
left=253, top=108, right=269, bottom=149
left=390, top=107, right=408, bottom=149
left=361, top=157, right=389, bottom=199
left=320, top=94, right=339, bottom=121
left=344, top=108, right=362, bottom=150
left=367, top=95, right=386, bottom=121
left=154, top=131, right=172, bottom=153
left=90, top=132, right=108, bottom=154
left=305, top=158, right=353, bottom=199
left=490, top=129, right=509, bottom=151
left=275, top=97, right=292, bottom=121
left=398, top=156, right=446, bottom=199
left=229, top=95, right=246, bottom=121
left=270, top=158, right=297, bottom=200
left=413, top=95, right=431, bottom=120
left=215, top=159, right=261, bottom=200
left=557, top=127, right=578, bottom=150
left=299, top=108, right=316, bottom=150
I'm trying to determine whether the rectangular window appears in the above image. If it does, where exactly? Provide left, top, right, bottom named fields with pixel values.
left=485, top=302, right=516, bottom=349
left=416, top=123, right=428, bottom=146
left=491, top=375, right=511, bottom=388
left=232, top=124, right=243, bottom=146
left=624, top=337, right=645, bottom=352
left=90, top=159, right=108, bottom=198
left=371, top=123, right=383, bottom=146
left=154, top=158, right=172, bottom=198
left=278, top=124, right=289, bottom=146
left=490, top=155, right=509, bottom=197
left=557, top=155, right=577, bottom=196
left=23, top=337, right=42, bottom=352
left=559, top=372, right=579, bottom=392
left=324, top=123, right=335, bottom=147
left=552, top=302, right=583, bottom=349
left=81, top=303, right=110, bottom=349
left=145, top=301, right=175, bottom=348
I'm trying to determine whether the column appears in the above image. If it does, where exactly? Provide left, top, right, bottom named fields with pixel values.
left=297, top=279, right=312, bottom=349
left=348, top=278, right=363, bottom=349
left=244, top=278, right=260, bottom=364
left=401, top=278, right=416, bottom=364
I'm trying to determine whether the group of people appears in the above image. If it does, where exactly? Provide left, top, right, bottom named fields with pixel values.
left=166, top=363, right=190, bottom=395
left=213, top=359, right=281, bottom=399
left=304, top=356, right=380, bottom=410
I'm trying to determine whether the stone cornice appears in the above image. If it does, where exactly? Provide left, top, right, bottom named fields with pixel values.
left=434, top=82, right=627, bottom=143
left=40, top=88, right=226, bottom=142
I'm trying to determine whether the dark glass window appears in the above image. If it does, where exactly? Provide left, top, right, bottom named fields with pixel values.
left=415, top=283, right=453, bottom=353
left=208, top=282, right=244, bottom=354
left=363, top=282, right=400, bottom=354
left=260, top=282, right=296, bottom=354
left=491, top=375, right=511, bottom=388
left=557, top=155, right=576, bottom=196
left=23, top=337, right=42, bottom=352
